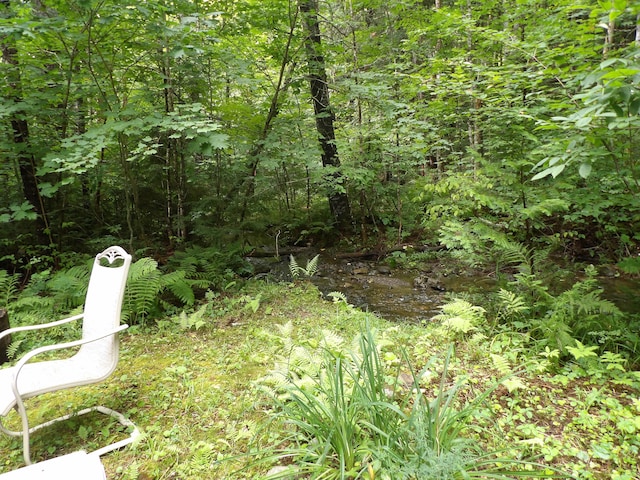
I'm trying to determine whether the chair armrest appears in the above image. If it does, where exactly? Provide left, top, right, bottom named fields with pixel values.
left=11, top=323, right=130, bottom=393
left=13, top=323, right=129, bottom=371
left=0, top=314, right=84, bottom=342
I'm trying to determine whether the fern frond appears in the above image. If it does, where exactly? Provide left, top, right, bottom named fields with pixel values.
left=496, top=289, right=528, bottom=322
left=306, top=254, right=320, bottom=277
left=47, top=266, right=91, bottom=311
left=327, top=291, right=348, bottom=304
left=128, top=257, right=159, bottom=280
left=289, top=255, right=300, bottom=278
left=490, top=353, right=512, bottom=376
left=162, top=271, right=196, bottom=306
left=0, top=270, right=20, bottom=305
left=319, top=329, right=345, bottom=354
left=520, top=198, right=569, bottom=221
left=434, top=299, right=485, bottom=338
left=124, top=258, right=163, bottom=322
left=6, top=339, right=25, bottom=360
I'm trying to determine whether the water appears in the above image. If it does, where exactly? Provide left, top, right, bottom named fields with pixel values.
left=254, top=252, right=640, bottom=321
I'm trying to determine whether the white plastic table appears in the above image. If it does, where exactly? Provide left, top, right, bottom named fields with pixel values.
left=0, top=451, right=106, bottom=479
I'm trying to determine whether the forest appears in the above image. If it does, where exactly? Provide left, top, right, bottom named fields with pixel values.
left=1, top=0, right=640, bottom=478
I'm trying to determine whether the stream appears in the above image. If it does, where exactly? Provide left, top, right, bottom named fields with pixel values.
left=251, top=251, right=640, bottom=321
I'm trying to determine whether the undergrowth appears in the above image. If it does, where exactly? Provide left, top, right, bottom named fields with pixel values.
left=0, top=281, right=638, bottom=479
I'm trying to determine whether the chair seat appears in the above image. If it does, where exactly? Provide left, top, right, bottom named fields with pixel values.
left=0, top=349, right=116, bottom=417
left=0, top=450, right=106, bottom=479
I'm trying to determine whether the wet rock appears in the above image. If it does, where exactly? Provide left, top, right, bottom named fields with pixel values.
left=377, top=265, right=392, bottom=275
left=352, top=267, right=370, bottom=275
left=598, top=264, right=618, bottom=277
left=413, top=275, right=446, bottom=292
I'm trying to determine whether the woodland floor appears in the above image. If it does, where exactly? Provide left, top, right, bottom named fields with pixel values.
left=0, top=281, right=638, bottom=479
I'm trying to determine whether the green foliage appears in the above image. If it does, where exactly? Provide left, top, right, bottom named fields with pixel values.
left=165, top=245, right=250, bottom=290
left=123, top=256, right=209, bottom=325
left=438, top=219, right=554, bottom=276
left=432, top=299, right=486, bottom=339
left=253, top=323, right=561, bottom=479
left=494, top=289, right=529, bottom=324
left=0, top=270, right=20, bottom=306
left=497, top=266, right=640, bottom=366
left=123, top=257, right=164, bottom=323
left=617, top=256, right=640, bottom=275
left=174, top=307, right=208, bottom=331
left=288, top=254, right=320, bottom=279
left=534, top=52, right=640, bottom=186
left=1, top=281, right=637, bottom=478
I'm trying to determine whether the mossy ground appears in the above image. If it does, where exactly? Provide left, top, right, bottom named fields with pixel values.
left=0, top=281, right=638, bottom=479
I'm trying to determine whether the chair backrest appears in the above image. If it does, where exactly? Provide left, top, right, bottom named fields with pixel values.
left=77, top=246, right=132, bottom=377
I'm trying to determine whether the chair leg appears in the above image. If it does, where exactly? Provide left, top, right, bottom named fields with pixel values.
left=2, top=405, right=139, bottom=466
left=0, top=415, right=23, bottom=438
left=15, top=397, right=33, bottom=465
left=0, top=409, right=32, bottom=465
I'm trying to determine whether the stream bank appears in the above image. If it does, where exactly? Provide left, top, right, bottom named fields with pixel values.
left=248, top=249, right=640, bottom=321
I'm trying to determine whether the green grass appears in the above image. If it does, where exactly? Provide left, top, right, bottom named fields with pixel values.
left=0, top=281, right=638, bottom=479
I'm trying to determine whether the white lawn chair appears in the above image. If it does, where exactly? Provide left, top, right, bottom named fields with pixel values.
left=0, top=246, right=139, bottom=467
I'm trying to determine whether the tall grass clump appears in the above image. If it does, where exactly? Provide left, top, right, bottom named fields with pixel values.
left=251, top=323, right=564, bottom=479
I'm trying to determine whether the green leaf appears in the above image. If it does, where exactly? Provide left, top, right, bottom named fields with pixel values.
left=574, top=116, right=592, bottom=128
left=532, top=164, right=565, bottom=181
left=578, top=163, right=592, bottom=179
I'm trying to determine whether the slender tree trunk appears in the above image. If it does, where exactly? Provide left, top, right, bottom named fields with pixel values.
left=603, top=6, right=615, bottom=57
left=299, top=0, right=353, bottom=234
left=1, top=0, right=52, bottom=246
left=161, top=33, right=179, bottom=247
left=230, top=8, right=298, bottom=223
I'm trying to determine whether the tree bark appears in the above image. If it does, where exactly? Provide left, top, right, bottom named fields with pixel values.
left=299, top=0, right=353, bottom=235
left=0, top=309, right=10, bottom=365
left=1, top=0, right=51, bottom=245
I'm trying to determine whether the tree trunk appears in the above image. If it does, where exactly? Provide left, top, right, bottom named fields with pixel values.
left=227, top=9, right=299, bottom=224
left=299, top=0, right=353, bottom=235
left=0, top=309, right=10, bottom=365
left=1, top=0, right=51, bottom=246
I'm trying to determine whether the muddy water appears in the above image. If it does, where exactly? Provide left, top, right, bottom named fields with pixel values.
left=255, top=253, right=640, bottom=321
left=311, top=258, right=500, bottom=322
left=261, top=253, right=494, bottom=322
left=600, top=277, right=640, bottom=314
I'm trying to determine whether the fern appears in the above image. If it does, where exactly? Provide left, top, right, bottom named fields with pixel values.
left=162, top=270, right=196, bottom=307
left=495, top=289, right=528, bottom=323
left=327, top=291, right=348, bottom=304
left=288, top=254, right=300, bottom=278
left=490, top=353, right=512, bottom=375
left=617, top=256, right=640, bottom=275
left=124, top=257, right=163, bottom=323
left=177, top=304, right=208, bottom=330
left=6, top=338, right=25, bottom=360
left=165, top=245, right=249, bottom=288
left=0, top=270, right=20, bottom=306
left=306, top=254, right=320, bottom=277
left=439, top=219, right=554, bottom=276
left=47, top=265, right=91, bottom=311
left=491, top=354, right=527, bottom=392
left=433, top=299, right=486, bottom=338
left=289, top=254, right=320, bottom=279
